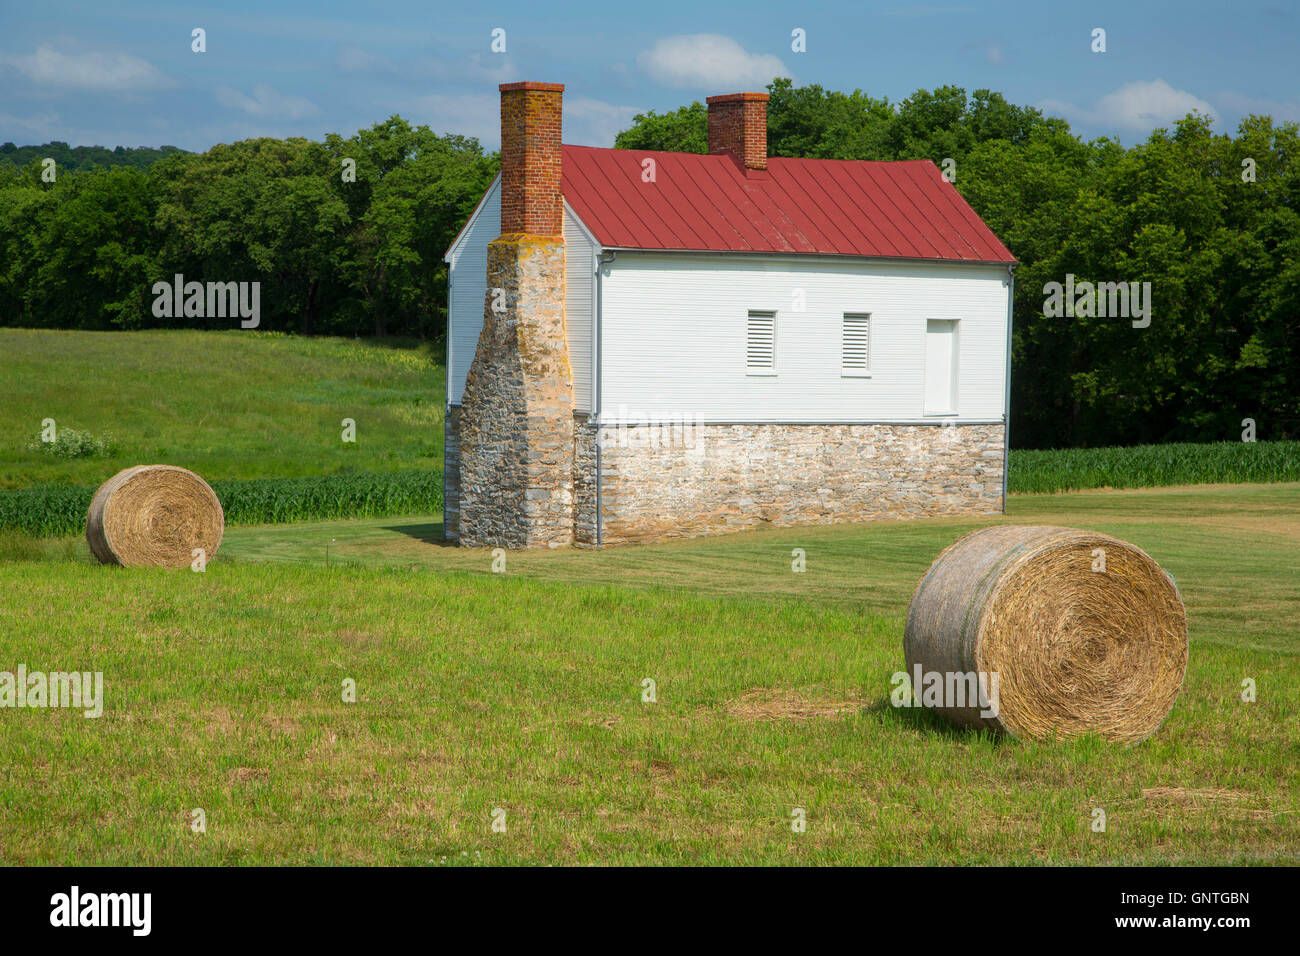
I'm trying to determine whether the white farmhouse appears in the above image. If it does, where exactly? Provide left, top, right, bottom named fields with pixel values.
left=444, top=82, right=1016, bottom=548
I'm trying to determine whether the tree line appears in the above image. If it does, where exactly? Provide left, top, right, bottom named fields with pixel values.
left=1, top=80, right=1296, bottom=448
left=0, top=141, right=187, bottom=173
left=0, top=118, right=497, bottom=339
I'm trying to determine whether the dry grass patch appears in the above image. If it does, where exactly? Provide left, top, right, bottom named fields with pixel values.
left=1141, top=785, right=1248, bottom=806
left=1141, top=786, right=1275, bottom=821
left=267, top=713, right=302, bottom=737
left=724, top=687, right=865, bottom=722
left=228, top=767, right=269, bottom=783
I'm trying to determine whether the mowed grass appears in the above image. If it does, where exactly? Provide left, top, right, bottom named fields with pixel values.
left=0, top=328, right=445, bottom=489
left=1, top=484, right=1297, bottom=865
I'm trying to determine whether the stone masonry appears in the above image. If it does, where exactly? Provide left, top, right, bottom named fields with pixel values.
left=575, top=423, right=1005, bottom=547
left=443, top=405, right=461, bottom=540
left=448, top=417, right=1005, bottom=547
left=456, top=236, right=572, bottom=548
left=454, top=81, right=575, bottom=549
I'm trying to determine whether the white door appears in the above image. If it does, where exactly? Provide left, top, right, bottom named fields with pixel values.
left=924, top=319, right=958, bottom=415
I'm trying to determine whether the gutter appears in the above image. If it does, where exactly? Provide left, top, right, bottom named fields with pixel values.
left=594, top=248, right=617, bottom=548
left=1002, top=263, right=1016, bottom=512
left=445, top=264, right=454, bottom=533
left=594, top=247, right=1017, bottom=269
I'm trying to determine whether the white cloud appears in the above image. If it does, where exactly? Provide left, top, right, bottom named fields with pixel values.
left=453, top=53, right=517, bottom=84
left=1040, top=79, right=1217, bottom=134
left=0, top=111, right=62, bottom=138
left=333, top=47, right=391, bottom=74
left=334, top=47, right=520, bottom=91
left=412, top=92, right=500, bottom=146
left=0, top=44, right=172, bottom=92
left=215, top=84, right=321, bottom=120
left=412, top=92, right=641, bottom=149
left=1214, top=91, right=1300, bottom=125
left=637, top=34, right=790, bottom=90
left=564, top=97, right=642, bottom=148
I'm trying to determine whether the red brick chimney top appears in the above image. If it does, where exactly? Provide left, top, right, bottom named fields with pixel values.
left=499, top=82, right=565, bottom=237
left=706, top=91, right=769, bottom=171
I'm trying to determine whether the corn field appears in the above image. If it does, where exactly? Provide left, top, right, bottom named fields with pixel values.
left=0, top=470, right=445, bottom=538
left=1008, top=440, right=1300, bottom=494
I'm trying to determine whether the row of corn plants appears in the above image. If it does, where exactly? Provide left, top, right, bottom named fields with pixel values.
left=1009, top=440, right=1300, bottom=493
left=0, top=469, right=444, bottom=537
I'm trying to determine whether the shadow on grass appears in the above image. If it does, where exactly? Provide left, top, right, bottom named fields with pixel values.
left=383, top=521, right=457, bottom=548
left=864, top=693, right=1009, bottom=745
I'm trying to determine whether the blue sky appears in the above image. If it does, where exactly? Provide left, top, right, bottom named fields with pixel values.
left=1, top=0, right=1297, bottom=152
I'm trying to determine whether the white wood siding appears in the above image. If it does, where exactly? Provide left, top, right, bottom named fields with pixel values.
left=445, top=179, right=594, bottom=412
left=446, top=177, right=498, bottom=406
left=598, top=252, right=1009, bottom=423
left=564, top=205, right=595, bottom=412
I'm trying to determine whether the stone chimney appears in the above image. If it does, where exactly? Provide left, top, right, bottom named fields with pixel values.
left=706, top=92, right=768, bottom=171
left=456, top=82, right=574, bottom=549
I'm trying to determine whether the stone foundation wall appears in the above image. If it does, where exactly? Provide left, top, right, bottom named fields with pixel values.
left=588, top=422, right=1005, bottom=546
left=456, top=235, right=574, bottom=549
left=572, top=414, right=599, bottom=548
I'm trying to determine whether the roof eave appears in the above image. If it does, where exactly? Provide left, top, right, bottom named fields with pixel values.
left=591, top=246, right=1017, bottom=267
left=443, top=172, right=502, bottom=262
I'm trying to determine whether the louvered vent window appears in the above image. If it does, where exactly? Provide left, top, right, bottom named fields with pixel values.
left=842, top=313, right=871, bottom=376
left=746, top=310, right=776, bottom=375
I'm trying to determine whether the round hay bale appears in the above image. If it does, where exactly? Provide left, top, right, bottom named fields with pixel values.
left=903, top=525, right=1187, bottom=743
left=86, top=465, right=224, bottom=568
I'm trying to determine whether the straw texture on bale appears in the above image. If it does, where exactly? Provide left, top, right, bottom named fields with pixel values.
left=904, top=525, right=1187, bottom=743
left=86, top=465, right=224, bottom=568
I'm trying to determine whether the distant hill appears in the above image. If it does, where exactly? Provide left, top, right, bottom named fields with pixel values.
left=0, top=141, right=189, bottom=172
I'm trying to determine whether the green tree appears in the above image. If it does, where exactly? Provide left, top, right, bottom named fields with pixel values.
left=325, top=117, right=497, bottom=338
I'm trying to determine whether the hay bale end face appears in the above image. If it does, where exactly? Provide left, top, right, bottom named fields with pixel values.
left=903, top=525, right=1187, bottom=743
left=86, top=465, right=224, bottom=568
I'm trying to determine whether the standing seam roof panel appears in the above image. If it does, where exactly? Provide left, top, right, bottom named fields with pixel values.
left=557, top=145, right=1016, bottom=263
left=898, top=163, right=991, bottom=259
left=801, top=160, right=911, bottom=258
left=860, top=162, right=955, bottom=259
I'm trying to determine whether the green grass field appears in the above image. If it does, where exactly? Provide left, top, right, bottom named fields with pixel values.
left=3, top=329, right=1297, bottom=865
left=0, top=328, right=445, bottom=489
left=2, top=483, right=1296, bottom=865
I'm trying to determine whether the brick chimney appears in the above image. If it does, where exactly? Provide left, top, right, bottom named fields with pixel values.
left=499, top=81, right=564, bottom=236
left=706, top=92, right=768, bottom=171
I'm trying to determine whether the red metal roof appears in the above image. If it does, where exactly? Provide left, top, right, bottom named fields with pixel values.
left=560, top=145, right=1016, bottom=264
